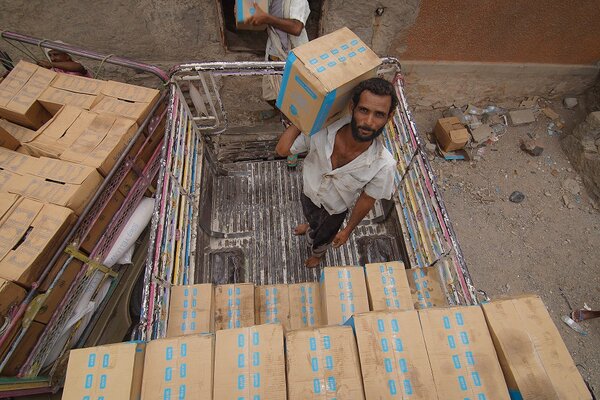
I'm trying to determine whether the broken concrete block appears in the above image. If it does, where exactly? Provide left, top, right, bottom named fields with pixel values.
left=519, top=96, right=539, bottom=109
left=470, top=124, right=493, bottom=143
left=509, top=109, right=536, bottom=126
left=563, top=97, right=578, bottom=109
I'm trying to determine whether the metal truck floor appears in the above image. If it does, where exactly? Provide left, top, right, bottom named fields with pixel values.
left=199, top=159, right=403, bottom=285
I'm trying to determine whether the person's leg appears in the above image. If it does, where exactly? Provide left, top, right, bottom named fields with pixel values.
left=295, top=193, right=319, bottom=236
left=304, top=201, right=348, bottom=268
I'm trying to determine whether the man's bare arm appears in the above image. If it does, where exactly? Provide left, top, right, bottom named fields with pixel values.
left=332, top=192, right=376, bottom=248
left=275, top=124, right=301, bottom=156
left=246, top=2, right=304, bottom=36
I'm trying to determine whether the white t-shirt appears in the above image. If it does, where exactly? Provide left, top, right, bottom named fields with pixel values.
left=265, top=0, right=310, bottom=59
left=290, top=115, right=397, bottom=215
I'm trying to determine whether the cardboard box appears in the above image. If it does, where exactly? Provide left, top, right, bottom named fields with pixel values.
left=0, top=196, right=74, bottom=287
left=214, top=283, right=255, bottom=331
left=0, top=320, right=45, bottom=376
left=61, top=113, right=138, bottom=176
left=0, top=145, right=34, bottom=172
left=79, top=189, right=125, bottom=254
left=214, top=323, right=286, bottom=400
left=255, top=284, right=291, bottom=330
left=365, top=261, right=413, bottom=311
left=419, top=306, right=510, bottom=400
left=141, top=334, right=214, bottom=400
left=288, top=282, right=324, bottom=330
left=23, top=106, right=97, bottom=158
left=91, top=80, right=160, bottom=125
left=167, top=284, right=215, bottom=337
left=0, top=119, right=39, bottom=143
left=35, top=253, right=82, bottom=324
left=351, top=310, right=438, bottom=400
left=320, top=266, right=369, bottom=324
left=482, top=295, right=592, bottom=400
left=235, top=0, right=269, bottom=30
left=433, top=117, right=469, bottom=152
left=0, top=61, right=55, bottom=129
left=276, top=27, right=382, bottom=135
left=406, top=267, right=448, bottom=309
left=286, top=325, right=364, bottom=400
left=38, top=73, right=105, bottom=114
left=0, top=277, right=26, bottom=320
left=0, top=127, right=19, bottom=150
left=62, top=341, right=146, bottom=400
left=8, top=156, right=103, bottom=215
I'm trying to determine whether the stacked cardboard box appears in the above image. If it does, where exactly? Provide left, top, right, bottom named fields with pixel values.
left=214, top=283, right=255, bottom=331
left=288, top=282, right=323, bottom=330
left=406, top=266, right=448, bottom=309
left=364, top=261, right=413, bottom=311
left=320, top=266, right=370, bottom=324
left=167, top=284, right=215, bottom=337
left=38, top=73, right=105, bottom=114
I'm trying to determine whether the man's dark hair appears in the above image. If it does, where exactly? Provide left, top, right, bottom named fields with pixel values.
left=351, top=77, right=398, bottom=115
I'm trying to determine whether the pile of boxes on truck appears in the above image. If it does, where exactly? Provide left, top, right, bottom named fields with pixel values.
left=0, top=60, right=160, bottom=375
left=62, top=263, right=591, bottom=399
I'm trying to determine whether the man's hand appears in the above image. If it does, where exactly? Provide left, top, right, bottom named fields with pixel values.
left=37, top=60, right=52, bottom=69
left=246, top=2, right=270, bottom=26
left=332, top=228, right=351, bottom=248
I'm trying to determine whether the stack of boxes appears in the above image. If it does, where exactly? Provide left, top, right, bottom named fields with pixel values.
left=0, top=60, right=160, bottom=376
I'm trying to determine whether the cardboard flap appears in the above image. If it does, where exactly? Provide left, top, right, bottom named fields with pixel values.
left=34, top=106, right=92, bottom=141
left=0, top=119, right=38, bottom=143
left=0, top=193, right=19, bottom=221
left=23, top=157, right=96, bottom=185
left=51, top=74, right=105, bottom=95
left=101, top=81, right=159, bottom=103
left=293, top=27, right=381, bottom=92
left=0, top=198, right=43, bottom=262
left=0, top=61, right=39, bottom=104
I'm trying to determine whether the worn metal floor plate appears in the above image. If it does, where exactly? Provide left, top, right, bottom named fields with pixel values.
left=199, top=159, right=402, bottom=285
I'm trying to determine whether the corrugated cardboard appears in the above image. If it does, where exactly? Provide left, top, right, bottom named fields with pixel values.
left=406, top=267, right=448, bottom=309
left=35, top=253, right=82, bottom=324
left=0, top=277, right=26, bottom=320
left=235, top=0, right=269, bottom=30
left=79, top=189, right=125, bottom=254
left=0, top=146, right=32, bottom=173
left=276, top=27, right=382, bottom=135
left=167, top=284, right=215, bottom=337
left=38, top=73, right=105, bottom=114
left=288, top=282, right=324, bottom=330
left=0, top=119, right=39, bottom=143
left=482, top=295, right=592, bottom=400
left=351, top=310, right=438, bottom=400
left=62, top=341, right=146, bottom=400
left=7, top=156, right=103, bottom=215
left=419, top=306, right=510, bottom=400
left=255, top=284, right=291, bottom=331
left=320, top=266, right=369, bottom=324
left=214, top=283, right=255, bottom=331
left=0, top=320, right=45, bottom=376
left=0, top=196, right=74, bottom=287
left=60, top=113, right=137, bottom=176
left=23, top=105, right=97, bottom=158
left=0, top=127, right=19, bottom=150
left=91, top=80, right=160, bottom=124
left=365, top=261, right=413, bottom=311
left=0, top=61, right=55, bottom=129
left=434, top=117, right=469, bottom=152
left=214, top=323, right=286, bottom=400
left=286, top=325, right=364, bottom=400
left=141, top=334, right=214, bottom=400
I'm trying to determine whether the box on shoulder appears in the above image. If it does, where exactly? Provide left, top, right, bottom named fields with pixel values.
left=419, top=305, right=510, bottom=400
left=365, top=261, right=413, bottom=311
left=0, top=194, right=75, bottom=288
left=214, top=283, right=255, bottom=331
left=255, top=284, right=291, bottom=331
left=0, top=61, right=55, bottom=129
left=285, top=325, right=364, bottom=400
left=235, top=0, right=269, bottom=30
left=214, top=323, right=286, bottom=400
left=288, top=282, right=323, bottom=330
left=142, top=334, right=214, bottom=400
left=277, top=27, right=382, bottom=136
left=482, top=295, right=592, bottom=400
left=62, top=341, right=146, bottom=400
left=350, top=309, right=438, bottom=399
left=320, top=266, right=369, bottom=325
left=167, top=284, right=215, bottom=337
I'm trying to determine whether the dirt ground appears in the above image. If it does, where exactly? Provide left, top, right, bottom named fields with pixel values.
left=412, top=97, right=600, bottom=397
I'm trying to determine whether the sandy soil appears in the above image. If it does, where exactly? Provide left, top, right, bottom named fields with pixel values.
left=413, top=97, right=600, bottom=397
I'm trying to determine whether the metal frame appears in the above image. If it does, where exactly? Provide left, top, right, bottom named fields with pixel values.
left=0, top=31, right=169, bottom=397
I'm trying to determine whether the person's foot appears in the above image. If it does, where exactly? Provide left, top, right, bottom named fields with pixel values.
left=287, top=154, right=298, bottom=168
left=293, top=223, right=309, bottom=236
left=304, top=256, right=321, bottom=268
